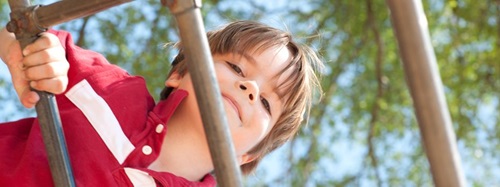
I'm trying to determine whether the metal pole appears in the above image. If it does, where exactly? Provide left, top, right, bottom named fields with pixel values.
left=7, top=1, right=75, bottom=186
left=35, top=0, right=132, bottom=28
left=386, top=0, right=466, bottom=186
left=6, top=0, right=132, bottom=186
left=165, top=0, right=243, bottom=186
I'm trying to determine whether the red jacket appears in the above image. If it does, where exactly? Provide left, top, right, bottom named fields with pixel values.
left=0, top=30, right=215, bottom=187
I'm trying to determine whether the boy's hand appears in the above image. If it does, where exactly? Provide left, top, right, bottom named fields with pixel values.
left=5, top=32, right=69, bottom=108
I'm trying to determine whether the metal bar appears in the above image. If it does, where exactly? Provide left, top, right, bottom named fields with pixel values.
left=6, top=0, right=133, bottom=186
left=386, top=0, right=466, bottom=186
left=165, top=0, right=243, bottom=186
left=7, top=1, right=75, bottom=186
left=35, top=0, right=132, bottom=28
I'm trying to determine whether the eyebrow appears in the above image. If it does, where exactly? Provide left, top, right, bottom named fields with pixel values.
left=237, top=52, right=257, bottom=65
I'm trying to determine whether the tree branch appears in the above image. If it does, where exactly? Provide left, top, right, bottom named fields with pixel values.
left=496, top=0, right=500, bottom=48
left=364, top=0, right=385, bottom=186
left=76, top=16, right=91, bottom=47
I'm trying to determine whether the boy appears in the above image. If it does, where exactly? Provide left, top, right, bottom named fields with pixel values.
left=0, top=20, right=322, bottom=186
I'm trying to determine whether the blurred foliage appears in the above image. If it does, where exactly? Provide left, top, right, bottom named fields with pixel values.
left=1, top=0, right=499, bottom=186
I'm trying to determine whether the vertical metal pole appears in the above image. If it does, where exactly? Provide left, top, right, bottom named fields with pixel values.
left=165, top=0, right=243, bottom=186
left=6, top=0, right=132, bottom=186
left=7, top=1, right=75, bottom=186
left=386, top=0, right=466, bottom=186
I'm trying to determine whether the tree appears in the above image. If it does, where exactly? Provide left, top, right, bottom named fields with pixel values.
left=1, top=0, right=498, bottom=186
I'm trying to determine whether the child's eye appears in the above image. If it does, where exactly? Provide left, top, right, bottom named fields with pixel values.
left=260, top=97, right=272, bottom=115
left=226, top=62, right=244, bottom=76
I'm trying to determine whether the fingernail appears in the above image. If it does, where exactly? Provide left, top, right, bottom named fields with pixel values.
left=30, top=81, right=37, bottom=88
left=22, top=49, right=29, bottom=56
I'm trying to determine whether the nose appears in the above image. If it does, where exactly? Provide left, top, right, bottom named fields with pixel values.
left=238, top=81, right=259, bottom=103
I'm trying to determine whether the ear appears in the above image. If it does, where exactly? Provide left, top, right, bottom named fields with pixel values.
left=238, top=153, right=257, bottom=165
left=165, top=71, right=182, bottom=88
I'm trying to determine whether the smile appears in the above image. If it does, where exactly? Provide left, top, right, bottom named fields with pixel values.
left=222, top=94, right=242, bottom=122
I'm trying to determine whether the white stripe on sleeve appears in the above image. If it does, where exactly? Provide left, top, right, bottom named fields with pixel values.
left=124, top=167, right=156, bottom=186
left=66, top=79, right=135, bottom=164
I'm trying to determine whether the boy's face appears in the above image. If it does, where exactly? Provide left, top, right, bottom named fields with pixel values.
left=166, top=45, right=293, bottom=164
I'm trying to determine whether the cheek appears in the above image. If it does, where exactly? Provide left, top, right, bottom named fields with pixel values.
left=231, top=117, right=272, bottom=154
left=254, top=114, right=272, bottom=140
left=214, top=63, right=237, bottom=83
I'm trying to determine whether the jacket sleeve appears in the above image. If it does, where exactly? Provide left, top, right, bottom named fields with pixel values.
left=48, top=29, right=128, bottom=93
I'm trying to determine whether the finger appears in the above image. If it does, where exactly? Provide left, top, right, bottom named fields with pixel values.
left=22, top=32, right=60, bottom=56
left=24, top=60, right=69, bottom=81
left=22, top=47, right=65, bottom=67
left=30, top=76, right=68, bottom=94
left=20, top=88, right=39, bottom=108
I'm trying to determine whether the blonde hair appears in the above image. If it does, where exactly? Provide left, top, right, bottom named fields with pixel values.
left=160, top=20, right=323, bottom=174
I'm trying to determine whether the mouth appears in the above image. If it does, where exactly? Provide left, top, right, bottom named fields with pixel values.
left=222, top=94, right=242, bottom=122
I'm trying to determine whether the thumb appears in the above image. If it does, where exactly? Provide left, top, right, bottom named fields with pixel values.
left=20, top=88, right=39, bottom=108
left=4, top=41, right=23, bottom=68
